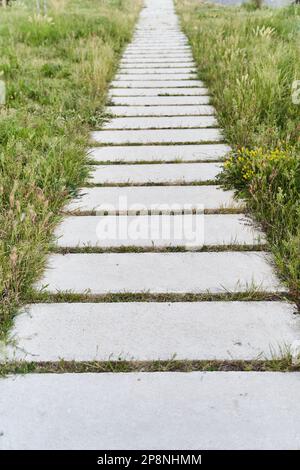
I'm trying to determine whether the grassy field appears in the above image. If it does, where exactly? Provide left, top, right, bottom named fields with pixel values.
left=176, top=1, right=300, bottom=302
left=0, top=0, right=141, bottom=338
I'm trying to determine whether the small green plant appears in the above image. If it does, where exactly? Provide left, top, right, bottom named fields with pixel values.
left=220, top=146, right=300, bottom=297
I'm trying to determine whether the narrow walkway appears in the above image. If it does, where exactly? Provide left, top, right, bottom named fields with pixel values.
left=1, top=0, right=300, bottom=450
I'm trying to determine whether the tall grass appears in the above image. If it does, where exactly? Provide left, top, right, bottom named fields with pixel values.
left=0, top=0, right=141, bottom=337
left=176, top=1, right=300, bottom=300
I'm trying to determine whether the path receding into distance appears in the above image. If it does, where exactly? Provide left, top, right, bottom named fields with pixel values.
left=1, top=0, right=300, bottom=450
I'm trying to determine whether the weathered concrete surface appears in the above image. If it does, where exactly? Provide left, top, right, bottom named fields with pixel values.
left=118, top=67, right=197, bottom=74
left=109, top=96, right=210, bottom=106
left=6, top=302, right=298, bottom=362
left=89, top=144, right=230, bottom=162
left=55, top=214, right=265, bottom=248
left=120, top=58, right=193, bottom=64
left=66, top=185, right=240, bottom=213
left=109, top=88, right=208, bottom=96
left=111, top=79, right=204, bottom=88
left=1, top=372, right=300, bottom=449
left=115, top=74, right=198, bottom=82
left=120, top=63, right=195, bottom=69
left=36, top=252, right=283, bottom=294
left=102, top=115, right=217, bottom=130
left=91, top=128, right=221, bottom=145
left=107, top=105, right=215, bottom=116
left=125, top=46, right=190, bottom=51
left=89, top=162, right=221, bottom=183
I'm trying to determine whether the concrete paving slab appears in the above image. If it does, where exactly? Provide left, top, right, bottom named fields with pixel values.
left=66, top=185, right=240, bottom=213
left=125, top=50, right=190, bottom=54
left=109, top=88, right=208, bottom=96
left=126, top=44, right=190, bottom=48
left=5, top=302, right=298, bottom=362
left=132, top=39, right=187, bottom=43
left=1, top=372, right=300, bottom=449
left=124, top=50, right=191, bottom=55
left=120, top=63, right=195, bottom=69
left=55, top=214, right=264, bottom=248
left=102, top=116, right=217, bottom=130
left=111, top=80, right=204, bottom=88
left=122, top=52, right=193, bottom=57
left=91, top=128, right=221, bottom=145
left=118, top=68, right=197, bottom=74
left=121, top=57, right=194, bottom=63
left=109, top=96, right=210, bottom=106
left=123, top=47, right=191, bottom=51
left=116, top=73, right=198, bottom=81
left=89, top=162, right=221, bottom=183
left=107, top=105, right=215, bottom=116
left=124, top=42, right=189, bottom=45
left=88, top=144, right=231, bottom=162
left=36, top=252, right=283, bottom=294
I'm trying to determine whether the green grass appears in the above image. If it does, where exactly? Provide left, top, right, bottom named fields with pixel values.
left=176, top=1, right=300, bottom=302
left=0, top=0, right=141, bottom=338
left=27, top=290, right=285, bottom=305
left=1, top=356, right=299, bottom=377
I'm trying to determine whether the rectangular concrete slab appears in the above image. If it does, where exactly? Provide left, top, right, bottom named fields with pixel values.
left=127, top=40, right=189, bottom=43
left=126, top=46, right=189, bottom=49
left=89, top=162, right=221, bottom=183
left=129, top=49, right=188, bottom=52
left=133, top=33, right=186, bottom=36
left=109, top=96, right=210, bottom=106
left=88, top=144, right=231, bottom=162
left=125, top=41, right=189, bottom=44
left=107, top=105, right=215, bottom=117
left=124, top=58, right=192, bottom=63
left=109, top=88, right=208, bottom=96
left=66, top=185, right=240, bottom=213
left=111, top=80, right=204, bottom=88
left=120, top=62, right=194, bottom=68
left=125, top=37, right=188, bottom=40
left=124, top=43, right=189, bottom=46
left=2, top=372, right=300, bottom=449
left=123, top=49, right=191, bottom=52
left=118, top=68, right=197, bottom=74
left=121, top=57, right=193, bottom=63
left=36, top=252, right=283, bottom=294
left=124, top=56, right=192, bottom=61
left=116, top=73, right=198, bottom=81
left=125, top=45, right=190, bottom=50
left=102, top=116, right=217, bottom=130
left=120, top=59, right=196, bottom=66
left=5, top=302, right=298, bottom=362
left=133, top=39, right=188, bottom=43
left=130, top=49, right=184, bottom=52
left=55, top=214, right=265, bottom=248
left=125, top=46, right=190, bottom=50
left=91, top=128, right=221, bottom=145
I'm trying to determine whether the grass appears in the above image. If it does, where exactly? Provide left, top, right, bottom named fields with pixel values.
left=27, top=290, right=286, bottom=304
left=0, top=0, right=141, bottom=339
left=52, top=244, right=267, bottom=254
left=1, top=356, right=299, bottom=377
left=176, top=1, right=300, bottom=302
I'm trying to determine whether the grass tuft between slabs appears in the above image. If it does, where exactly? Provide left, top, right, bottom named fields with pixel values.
left=0, top=0, right=141, bottom=338
left=1, top=357, right=299, bottom=377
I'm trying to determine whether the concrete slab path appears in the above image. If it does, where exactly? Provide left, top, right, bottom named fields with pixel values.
left=2, top=0, right=299, bottom=450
